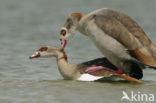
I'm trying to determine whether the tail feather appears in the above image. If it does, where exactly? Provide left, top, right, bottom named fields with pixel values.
left=123, top=58, right=156, bottom=80
left=131, top=48, right=156, bottom=66
left=123, top=59, right=143, bottom=79
left=146, top=65, right=156, bottom=70
left=130, top=58, right=156, bottom=70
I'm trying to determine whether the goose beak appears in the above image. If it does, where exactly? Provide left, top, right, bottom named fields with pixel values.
left=29, top=52, right=40, bottom=59
left=60, top=39, right=67, bottom=50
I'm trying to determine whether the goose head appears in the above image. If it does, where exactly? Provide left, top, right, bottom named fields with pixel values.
left=29, top=46, right=66, bottom=59
left=60, top=12, right=83, bottom=50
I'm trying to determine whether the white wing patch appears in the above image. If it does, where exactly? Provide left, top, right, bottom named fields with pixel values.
left=77, top=74, right=103, bottom=81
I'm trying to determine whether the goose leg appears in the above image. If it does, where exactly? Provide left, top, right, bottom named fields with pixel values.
left=85, top=66, right=123, bottom=74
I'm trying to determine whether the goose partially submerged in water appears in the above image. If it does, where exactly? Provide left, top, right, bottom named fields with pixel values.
left=29, top=46, right=141, bottom=82
left=60, top=8, right=156, bottom=79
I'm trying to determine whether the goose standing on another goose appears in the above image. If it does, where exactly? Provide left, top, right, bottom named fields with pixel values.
left=60, top=8, right=156, bottom=79
left=29, top=46, right=141, bottom=82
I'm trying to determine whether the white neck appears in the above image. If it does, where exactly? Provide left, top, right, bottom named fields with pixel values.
left=56, top=52, right=77, bottom=79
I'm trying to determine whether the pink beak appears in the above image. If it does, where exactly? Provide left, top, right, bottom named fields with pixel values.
left=61, top=39, right=67, bottom=50
left=29, top=52, right=40, bottom=59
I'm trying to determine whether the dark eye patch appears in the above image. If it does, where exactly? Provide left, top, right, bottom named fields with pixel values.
left=38, top=47, right=48, bottom=52
left=60, top=29, right=66, bottom=36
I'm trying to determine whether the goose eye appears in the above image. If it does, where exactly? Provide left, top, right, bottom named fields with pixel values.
left=60, top=29, right=66, bottom=36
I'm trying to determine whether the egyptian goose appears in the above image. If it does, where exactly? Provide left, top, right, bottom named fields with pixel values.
left=29, top=46, right=141, bottom=82
left=60, top=8, right=156, bottom=78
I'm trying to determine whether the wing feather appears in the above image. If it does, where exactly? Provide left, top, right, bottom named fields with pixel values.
left=93, top=9, right=156, bottom=66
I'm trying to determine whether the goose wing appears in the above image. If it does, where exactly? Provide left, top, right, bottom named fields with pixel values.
left=94, top=11, right=156, bottom=66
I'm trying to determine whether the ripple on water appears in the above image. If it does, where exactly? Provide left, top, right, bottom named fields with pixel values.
left=0, top=0, right=156, bottom=103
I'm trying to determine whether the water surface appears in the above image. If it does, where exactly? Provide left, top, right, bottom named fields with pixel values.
left=0, top=0, right=156, bottom=103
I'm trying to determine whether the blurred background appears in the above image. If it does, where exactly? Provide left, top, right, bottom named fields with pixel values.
left=0, top=0, right=156, bottom=103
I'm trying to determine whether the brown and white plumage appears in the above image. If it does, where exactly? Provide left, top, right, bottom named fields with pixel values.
left=60, top=8, right=156, bottom=77
left=92, top=9, right=156, bottom=66
left=29, top=46, right=141, bottom=82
